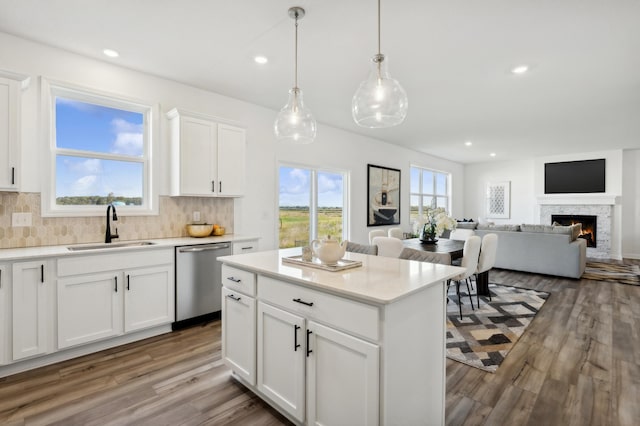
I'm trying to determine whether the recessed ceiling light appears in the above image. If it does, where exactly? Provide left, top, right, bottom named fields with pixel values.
left=103, top=49, right=119, bottom=58
left=511, top=65, right=529, bottom=75
left=464, top=141, right=472, bottom=146
left=490, top=152, right=497, bottom=157
left=254, top=55, right=268, bottom=64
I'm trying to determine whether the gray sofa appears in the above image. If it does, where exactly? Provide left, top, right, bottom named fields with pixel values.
left=474, top=224, right=587, bottom=279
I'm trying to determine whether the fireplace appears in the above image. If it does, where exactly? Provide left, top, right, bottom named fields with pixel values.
left=551, top=214, right=597, bottom=248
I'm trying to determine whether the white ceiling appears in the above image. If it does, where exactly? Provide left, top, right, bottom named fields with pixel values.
left=1, top=0, right=639, bottom=164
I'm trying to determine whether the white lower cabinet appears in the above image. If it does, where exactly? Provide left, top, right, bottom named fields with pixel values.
left=232, top=239, right=258, bottom=255
left=222, top=267, right=380, bottom=425
left=57, top=272, right=123, bottom=349
left=257, top=302, right=379, bottom=425
left=257, top=302, right=306, bottom=422
left=0, top=263, right=10, bottom=364
left=57, top=249, right=174, bottom=350
left=306, top=321, right=379, bottom=426
left=124, top=265, right=174, bottom=332
left=221, top=286, right=256, bottom=385
left=12, top=260, right=53, bottom=361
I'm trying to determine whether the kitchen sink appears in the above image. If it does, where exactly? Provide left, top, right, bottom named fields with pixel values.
left=67, top=241, right=156, bottom=251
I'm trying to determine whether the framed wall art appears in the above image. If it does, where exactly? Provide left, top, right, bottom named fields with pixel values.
left=367, top=164, right=400, bottom=226
left=486, top=181, right=511, bottom=219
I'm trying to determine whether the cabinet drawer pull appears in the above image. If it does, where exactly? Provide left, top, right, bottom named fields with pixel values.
left=306, top=330, right=313, bottom=357
left=114, top=276, right=118, bottom=292
left=241, top=246, right=253, bottom=250
left=294, top=325, right=301, bottom=351
left=226, top=276, right=241, bottom=283
left=227, top=294, right=241, bottom=302
left=293, top=298, right=314, bottom=307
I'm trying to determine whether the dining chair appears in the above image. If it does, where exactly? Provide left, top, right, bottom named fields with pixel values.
left=475, top=233, right=498, bottom=305
left=346, top=241, right=378, bottom=255
left=368, top=229, right=386, bottom=244
left=447, top=235, right=481, bottom=320
left=388, top=227, right=403, bottom=239
left=398, top=247, right=450, bottom=265
left=449, top=228, right=476, bottom=241
left=371, top=236, right=404, bottom=258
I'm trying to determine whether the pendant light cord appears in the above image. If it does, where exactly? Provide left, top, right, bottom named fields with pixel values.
left=377, top=0, right=381, bottom=56
left=294, top=13, right=299, bottom=90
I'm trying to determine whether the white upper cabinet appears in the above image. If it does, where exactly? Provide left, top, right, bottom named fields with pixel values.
left=0, top=75, right=25, bottom=191
left=167, top=108, right=246, bottom=197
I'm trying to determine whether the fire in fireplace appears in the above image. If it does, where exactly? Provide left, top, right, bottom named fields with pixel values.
left=551, top=214, right=597, bottom=248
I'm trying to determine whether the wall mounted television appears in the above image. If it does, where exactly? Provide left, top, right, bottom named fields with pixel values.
left=544, top=158, right=606, bottom=194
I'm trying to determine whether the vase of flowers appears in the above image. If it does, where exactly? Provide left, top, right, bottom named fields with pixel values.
left=417, top=207, right=456, bottom=244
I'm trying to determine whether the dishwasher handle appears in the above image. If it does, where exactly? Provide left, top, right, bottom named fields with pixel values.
left=178, top=244, right=231, bottom=253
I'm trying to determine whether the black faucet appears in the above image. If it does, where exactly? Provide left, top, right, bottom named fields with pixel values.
left=105, top=204, right=119, bottom=243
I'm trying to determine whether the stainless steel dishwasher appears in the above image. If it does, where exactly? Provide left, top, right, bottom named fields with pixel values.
left=174, top=242, right=232, bottom=329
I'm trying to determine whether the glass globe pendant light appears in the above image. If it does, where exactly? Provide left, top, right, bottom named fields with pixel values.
left=352, top=0, right=408, bottom=128
left=274, top=7, right=317, bottom=144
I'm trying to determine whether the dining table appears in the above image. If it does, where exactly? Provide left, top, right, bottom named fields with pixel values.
left=402, top=237, right=491, bottom=296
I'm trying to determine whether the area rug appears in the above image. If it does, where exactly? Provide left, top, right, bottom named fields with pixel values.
left=582, top=261, right=640, bottom=286
left=446, top=284, right=549, bottom=373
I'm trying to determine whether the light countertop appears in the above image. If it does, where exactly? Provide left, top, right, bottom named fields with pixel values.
left=219, top=248, right=465, bottom=305
left=0, top=234, right=259, bottom=261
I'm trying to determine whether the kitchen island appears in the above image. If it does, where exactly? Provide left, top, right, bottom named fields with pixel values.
left=218, top=248, right=464, bottom=426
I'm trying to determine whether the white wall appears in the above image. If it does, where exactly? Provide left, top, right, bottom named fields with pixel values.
left=0, top=31, right=464, bottom=250
left=463, top=159, right=536, bottom=225
left=622, top=149, right=640, bottom=259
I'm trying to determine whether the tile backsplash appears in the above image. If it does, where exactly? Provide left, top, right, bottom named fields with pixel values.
left=0, top=192, right=233, bottom=249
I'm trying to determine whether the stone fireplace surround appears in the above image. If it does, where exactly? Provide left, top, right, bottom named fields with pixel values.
left=538, top=195, right=618, bottom=259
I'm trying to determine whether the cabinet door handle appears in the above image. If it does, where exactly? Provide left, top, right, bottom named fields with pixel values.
left=219, top=181, right=222, bottom=193
left=40, top=264, right=44, bottom=283
left=212, top=180, right=215, bottom=192
left=294, top=325, right=301, bottom=351
left=293, top=298, right=314, bottom=307
left=227, top=294, right=241, bottom=302
left=11, top=167, right=15, bottom=185
left=127, top=274, right=130, bottom=290
left=226, top=276, right=241, bottom=283
left=114, top=276, right=118, bottom=292
left=306, top=330, right=313, bottom=357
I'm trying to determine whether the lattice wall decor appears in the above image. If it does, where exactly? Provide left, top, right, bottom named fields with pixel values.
left=486, top=181, right=511, bottom=219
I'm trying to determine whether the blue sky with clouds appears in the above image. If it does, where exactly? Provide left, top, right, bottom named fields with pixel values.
left=55, top=98, right=144, bottom=198
left=279, top=167, right=343, bottom=207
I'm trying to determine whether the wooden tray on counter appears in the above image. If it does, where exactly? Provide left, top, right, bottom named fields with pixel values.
left=282, top=255, right=362, bottom=272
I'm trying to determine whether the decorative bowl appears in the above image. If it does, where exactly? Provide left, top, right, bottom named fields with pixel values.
left=212, top=226, right=225, bottom=236
left=186, top=224, right=214, bottom=237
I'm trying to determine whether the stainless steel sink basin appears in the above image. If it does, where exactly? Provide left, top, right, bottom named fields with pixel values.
left=67, top=241, right=156, bottom=251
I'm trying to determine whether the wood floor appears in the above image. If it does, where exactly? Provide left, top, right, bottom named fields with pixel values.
left=1, top=260, right=639, bottom=425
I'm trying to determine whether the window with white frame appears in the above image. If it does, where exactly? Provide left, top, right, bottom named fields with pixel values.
left=42, top=80, right=157, bottom=216
left=278, top=164, right=348, bottom=248
left=410, top=166, right=451, bottom=223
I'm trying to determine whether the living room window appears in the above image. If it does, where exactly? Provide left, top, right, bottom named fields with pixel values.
left=410, top=166, right=451, bottom=222
left=41, top=79, right=158, bottom=216
left=278, top=164, right=348, bottom=248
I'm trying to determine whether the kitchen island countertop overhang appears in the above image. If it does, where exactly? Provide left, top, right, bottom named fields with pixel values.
left=218, top=247, right=465, bottom=305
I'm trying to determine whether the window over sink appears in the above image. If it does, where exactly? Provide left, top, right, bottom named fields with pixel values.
left=40, top=78, right=159, bottom=217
